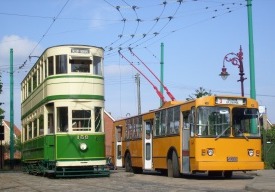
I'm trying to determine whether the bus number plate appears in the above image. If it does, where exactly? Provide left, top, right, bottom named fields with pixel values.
left=227, top=156, right=238, bottom=162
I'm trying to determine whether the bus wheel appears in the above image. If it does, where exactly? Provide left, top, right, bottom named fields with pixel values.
left=172, top=151, right=180, bottom=178
left=125, top=153, right=133, bottom=172
left=133, top=167, right=143, bottom=174
left=168, top=151, right=180, bottom=178
left=224, top=171, right=233, bottom=178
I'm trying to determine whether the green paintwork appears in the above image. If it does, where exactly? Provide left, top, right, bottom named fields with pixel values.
left=56, top=134, right=105, bottom=160
left=10, top=48, right=14, bottom=164
left=22, top=133, right=106, bottom=162
left=246, top=0, right=256, bottom=99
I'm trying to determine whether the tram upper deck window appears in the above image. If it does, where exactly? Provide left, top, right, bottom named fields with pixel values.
left=93, top=56, right=102, bottom=75
left=56, top=55, right=67, bottom=74
left=48, top=56, right=54, bottom=76
left=70, top=59, right=91, bottom=73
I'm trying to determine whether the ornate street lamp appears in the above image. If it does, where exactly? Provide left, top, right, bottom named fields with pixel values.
left=219, top=46, right=247, bottom=97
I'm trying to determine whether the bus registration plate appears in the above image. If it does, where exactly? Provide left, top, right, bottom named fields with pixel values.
left=227, top=157, right=238, bottom=162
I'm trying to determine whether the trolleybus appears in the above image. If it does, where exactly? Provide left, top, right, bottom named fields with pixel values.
left=21, top=44, right=109, bottom=177
left=113, top=95, right=264, bottom=178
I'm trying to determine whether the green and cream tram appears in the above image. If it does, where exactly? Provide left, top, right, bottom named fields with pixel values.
left=21, top=44, right=109, bottom=177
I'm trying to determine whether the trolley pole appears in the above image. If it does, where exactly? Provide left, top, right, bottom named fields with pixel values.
left=10, top=48, right=14, bottom=169
left=160, top=43, right=164, bottom=106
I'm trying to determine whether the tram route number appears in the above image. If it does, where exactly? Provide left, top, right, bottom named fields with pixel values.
left=77, top=135, right=89, bottom=140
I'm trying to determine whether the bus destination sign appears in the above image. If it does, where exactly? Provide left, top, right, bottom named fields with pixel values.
left=215, top=97, right=246, bottom=105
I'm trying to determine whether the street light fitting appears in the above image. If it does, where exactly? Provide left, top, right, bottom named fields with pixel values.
left=219, top=45, right=246, bottom=97
left=219, top=66, right=230, bottom=80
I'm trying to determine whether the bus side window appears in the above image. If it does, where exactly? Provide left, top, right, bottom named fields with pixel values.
left=188, top=108, right=195, bottom=136
left=182, top=111, right=190, bottom=130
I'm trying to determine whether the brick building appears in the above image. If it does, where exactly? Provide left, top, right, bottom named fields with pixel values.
left=0, top=120, right=21, bottom=167
left=104, top=110, right=115, bottom=158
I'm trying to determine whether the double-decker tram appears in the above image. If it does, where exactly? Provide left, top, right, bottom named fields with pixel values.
left=113, top=95, right=264, bottom=178
left=21, top=44, right=109, bottom=177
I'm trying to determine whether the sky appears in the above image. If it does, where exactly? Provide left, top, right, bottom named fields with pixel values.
left=0, top=0, right=274, bottom=128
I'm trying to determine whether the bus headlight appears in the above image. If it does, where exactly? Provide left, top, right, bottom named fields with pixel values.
left=207, top=148, right=214, bottom=156
left=80, top=143, right=88, bottom=151
left=248, top=149, right=254, bottom=156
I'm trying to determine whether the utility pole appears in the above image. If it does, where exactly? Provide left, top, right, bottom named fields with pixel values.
left=135, top=73, right=141, bottom=115
left=10, top=48, right=14, bottom=169
left=246, top=0, right=256, bottom=99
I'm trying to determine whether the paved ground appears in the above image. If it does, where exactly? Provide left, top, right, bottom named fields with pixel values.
left=0, top=169, right=274, bottom=192
left=245, top=170, right=275, bottom=192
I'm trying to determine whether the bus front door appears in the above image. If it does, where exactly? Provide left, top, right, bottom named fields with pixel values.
left=144, top=121, right=153, bottom=170
left=115, top=126, right=122, bottom=167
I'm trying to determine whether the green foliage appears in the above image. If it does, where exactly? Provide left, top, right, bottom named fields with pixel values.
left=186, top=87, right=212, bottom=101
left=0, top=108, right=5, bottom=115
left=266, top=126, right=275, bottom=142
left=15, top=134, right=22, bottom=151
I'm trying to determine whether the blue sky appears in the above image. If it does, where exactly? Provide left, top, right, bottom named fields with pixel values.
left=0, top=0, right=274, bottom=127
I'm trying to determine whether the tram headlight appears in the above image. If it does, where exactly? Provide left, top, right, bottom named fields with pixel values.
left=248, top=149, right=254, bottom=157
left=207, top=148, right=214, bottom=156
left=80, top=143, right=88, bottom=151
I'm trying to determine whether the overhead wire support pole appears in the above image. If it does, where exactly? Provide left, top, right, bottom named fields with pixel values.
left=129, top=48, right=175, bottom=101
left=10, top=48, right=14, bottom=169
left=118, top=50, right=166, bottom=104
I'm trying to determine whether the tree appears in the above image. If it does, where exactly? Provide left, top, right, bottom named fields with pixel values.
left=186, top=87, right=212, bottom=101
left=266, top=126, right=275, bottom=142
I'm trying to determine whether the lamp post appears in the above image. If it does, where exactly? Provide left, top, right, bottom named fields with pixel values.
left=219, top=46, right=247, bottom=97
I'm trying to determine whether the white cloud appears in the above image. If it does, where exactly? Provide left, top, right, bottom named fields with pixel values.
left=0, top=35, right=42, bottom=63
left=0, top=35, right=43, bottom=128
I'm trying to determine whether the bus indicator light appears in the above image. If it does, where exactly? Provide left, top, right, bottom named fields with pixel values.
left=201, top=149, right=206, bottom=156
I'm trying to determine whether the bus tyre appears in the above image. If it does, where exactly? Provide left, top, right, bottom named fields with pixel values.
left=172, top=151, right=180, bottom=178
left=125, top=153, right=133, bottom=172
left=224, top=171, right=233, bottom=178
left=168, top=151, right=180, bottom=178
left=133, top=167, right=143, bottom=174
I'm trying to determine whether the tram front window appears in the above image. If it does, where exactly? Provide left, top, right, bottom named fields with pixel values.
left=72, top=110, right=91, bottom=131
left=70, top=59, right=91, bottom=73
left=233, top=108, right=260, bottom=137
left=196, top=107, right=230, bottom=137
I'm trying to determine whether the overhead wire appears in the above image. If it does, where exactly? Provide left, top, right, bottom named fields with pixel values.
left=14, top=0, right=70, bottom=73
left=134, top=1, right=245, bottom=49
left=104, top=0, right=246, bottom=58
